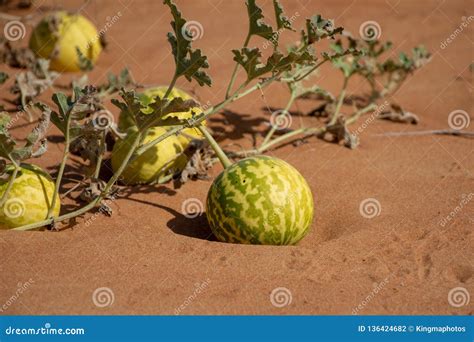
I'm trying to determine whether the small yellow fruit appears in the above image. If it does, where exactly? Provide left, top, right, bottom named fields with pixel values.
left=117, top=86, right=205, bottom=147
left=0, top=164, right=60, bottom=229
left=29, top=11, right=102, bottom=72
left=112, top=127, right=187, bottom=185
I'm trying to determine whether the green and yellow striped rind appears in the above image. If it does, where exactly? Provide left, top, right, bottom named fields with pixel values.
left=0, top=164, right=60, bottom=229
left=206, top=156, right=314, bottom=245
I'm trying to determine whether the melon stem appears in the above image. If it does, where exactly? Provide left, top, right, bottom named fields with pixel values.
left=198, top=125, right=232, bottom=169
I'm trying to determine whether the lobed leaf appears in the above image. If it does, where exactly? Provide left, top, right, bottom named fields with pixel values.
left=273, top=0, right=294, bottom=31
left=164, top=0, right=212, bottom=87
left=302, top=15, right=343, bottom=45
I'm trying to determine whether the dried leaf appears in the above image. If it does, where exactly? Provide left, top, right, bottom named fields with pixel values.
left=321, top=116, right=359, bottom=149
left=379, top=104, right=419, bottom=124
left=0, top=38, right=36, bottom=69
left=173, top=139, right=213, bottom=187
left=302, top=15, right=343, bottom=45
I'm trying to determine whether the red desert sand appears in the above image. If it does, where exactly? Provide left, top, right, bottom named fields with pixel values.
left=0, top=0, right=472, bottom=315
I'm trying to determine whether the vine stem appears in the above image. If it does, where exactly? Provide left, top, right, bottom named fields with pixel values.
left=328, top=76, right=349, bottom=126
left=0, top=159, right=20, bottom=206
left=240, top=104, right=382, bottom=155
left=258, top=91, right=296, bottom=152
left=13, top=132, right=143, bottom=231
left=346, top=103, right=378, bottom=125
left=134, top=76, right=280, bottom=156
left=225, top=33, right=251, bottom=99
left=290, top=58, right=329, bottom=83
left=93, top=130, right=107, bottom=179
left=163, top=73, right=178, bottom=100
left=47, top=113, right=72, bottom=218
left=198, top=126, right=232, bottom=169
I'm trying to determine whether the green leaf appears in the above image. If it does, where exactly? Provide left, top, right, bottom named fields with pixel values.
left=302, top=15, right=343, bottom=45
left=0, top=114, right=16, bottom=160
left=141, top=96, right=200, bottom=128
left=76, top=47, right=94, bottom=71
left=273, top=0, right=294, bottom=31
left=0, top=72, right=8, bottom=85
left=247, top=0, right=276, bottom=40
left=233, top=47, right=314, bottom=81
left=112, top=89, right=201, bottom=130
left=52, top=92, right=70, bottom=119
left=164, top=0, right=212, bottom=87
left=177, top=48, right=212, bottom=86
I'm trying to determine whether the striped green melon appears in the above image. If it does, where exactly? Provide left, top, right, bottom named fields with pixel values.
left=0, top=164, right=60, bottom=229
left=206, top=156, right=314, bottom=245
